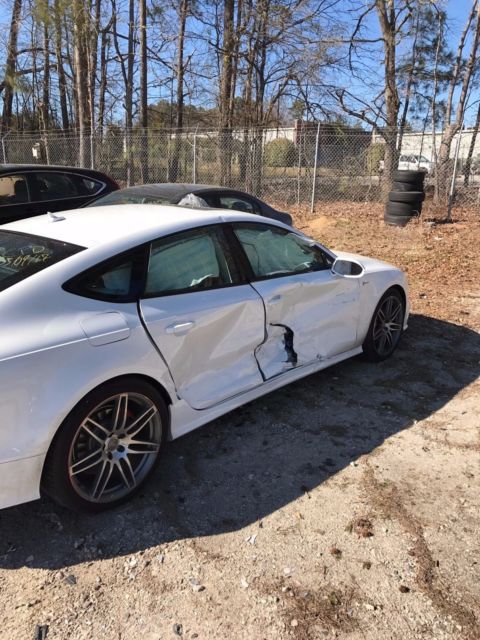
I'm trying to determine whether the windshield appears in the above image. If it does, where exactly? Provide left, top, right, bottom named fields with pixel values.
left=0, top=231, right=84, bottom=292
left=87, top=191, right=171, bottom=207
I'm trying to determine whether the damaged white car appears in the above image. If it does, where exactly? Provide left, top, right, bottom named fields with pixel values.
left=0, top=205, right=409, bottom=512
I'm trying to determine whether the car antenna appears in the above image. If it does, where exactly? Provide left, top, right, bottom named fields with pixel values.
left=48, top=211, right=66, bottom=222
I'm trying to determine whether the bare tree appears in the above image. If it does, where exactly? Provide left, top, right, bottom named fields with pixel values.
left=463, top=101, right=480, bottom=186
left=72, top=0, right=90, bottom=164
left=335, top=0, right=413, bottom=196
left=435, top=1, right=480, bottom=203
left=170, top=0, right=189, bottom=182
left=40, top=0, right=50, bottom=132
left=218, top=0, right=235, bottom=184
left=53, top=0, right=70, bottom=130
left=139, top=0, right=149, bottom=181
left=1, top=0, right=24, bottom=132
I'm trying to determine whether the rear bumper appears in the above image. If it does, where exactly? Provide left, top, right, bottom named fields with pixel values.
left=0, top=455, right=44, bottom=509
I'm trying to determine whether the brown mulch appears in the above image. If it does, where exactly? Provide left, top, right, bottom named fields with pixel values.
left=283, top=201, right=480, bottom=330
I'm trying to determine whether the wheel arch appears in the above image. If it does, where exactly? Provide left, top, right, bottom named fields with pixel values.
left=40, top=373, right=174, bottom=485
left=386, top=283, right=407, bottom=308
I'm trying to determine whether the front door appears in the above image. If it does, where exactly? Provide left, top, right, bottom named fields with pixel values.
left=231, top=223, right=360, bottom=379
left=139, top=225, right=265, bottom=410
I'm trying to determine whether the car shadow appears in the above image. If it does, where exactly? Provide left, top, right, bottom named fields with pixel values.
left=0, top=314, right=478, bottom=569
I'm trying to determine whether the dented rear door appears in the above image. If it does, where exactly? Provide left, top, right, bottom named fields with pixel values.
left=139, top=226, right=265, bottom=410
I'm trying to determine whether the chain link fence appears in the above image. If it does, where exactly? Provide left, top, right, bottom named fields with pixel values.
left=1, top=125, right=479, bottom=213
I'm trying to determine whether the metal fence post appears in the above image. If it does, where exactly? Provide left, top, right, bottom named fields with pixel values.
left=310, top=122, right=321, bottom=215
left=296, top=129, right=302, bottom=211
left=1, top=135, right=7, bottom=164
left=192, top=128, right=197, bottom=184
left=166, top=136, right=170, bottom=182
left=90, top=130, right=95, bottom=169
left=446, top=125, right=463, bottom=221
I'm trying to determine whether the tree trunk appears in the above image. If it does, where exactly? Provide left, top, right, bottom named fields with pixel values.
left=139, top=0, right=149, bottom=182
left=124, top=0, right=135, bottom=185
left=436, top=3, right=480, bottom=204
left=170, top=0, right=188, bottom=182
left=54, top=0, right=70, bottom=130
left=41, top=4, right=51, bottom=162
left=41, top=6, right=50, bottom=132
left=376, top=0, right=400, bottom=197
left=72, top=0, right=90, bottom=165
left=89, top=0, right=101, bottom=132
left=463, top=102, right=480, bottom=186
left=97, top=25, right=109, bottom=135
left=431, top=13, right=444, bottom=203
left=397, top=11, right=420, bottom=155
left=1, top=0, right=23, bottom=133
left=218, top=0, right=234, bottom=185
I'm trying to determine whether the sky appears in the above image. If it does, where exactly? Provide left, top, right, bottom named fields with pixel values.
left=0, top=0, right=478, bottom=127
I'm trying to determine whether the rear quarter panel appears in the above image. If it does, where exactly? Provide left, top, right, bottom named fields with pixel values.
left=0, top=283, right=175, bottom=465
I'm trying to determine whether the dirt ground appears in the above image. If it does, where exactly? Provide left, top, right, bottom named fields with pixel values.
left=0, top=203, right=479, bottom=640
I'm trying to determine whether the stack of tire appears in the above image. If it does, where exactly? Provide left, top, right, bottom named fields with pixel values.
left=384, top=170, right=426, bottom=227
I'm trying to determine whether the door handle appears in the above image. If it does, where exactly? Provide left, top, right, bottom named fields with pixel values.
left=269, top=294, right=283, bottom=305
left=165, top=321, right=195, bottom=335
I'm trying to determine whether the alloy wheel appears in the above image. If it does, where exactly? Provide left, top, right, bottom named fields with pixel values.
left=372, top=295, right=404, bottom=357
left=68, top=392, right=162, bottom=503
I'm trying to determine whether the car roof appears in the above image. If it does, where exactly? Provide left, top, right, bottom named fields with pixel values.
left=102, top=183, right=250, bottom=199
left=0, top=164, right=109, bottom=175
left=2, top=204, right=283, bottom=250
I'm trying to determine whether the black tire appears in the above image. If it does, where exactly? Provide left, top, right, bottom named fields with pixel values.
left=362, top=289, right=405, bottom=362
left=42, top=377, right=168, bottom=513
left=388, top=191, right=425, bottom=204
left=385, top=201, right=421, bottom=216
left=384, top=213, right=413, bottom=227
left=392, top=180, right=424, bottom=192
left=393, top=169, right=426, bottom=183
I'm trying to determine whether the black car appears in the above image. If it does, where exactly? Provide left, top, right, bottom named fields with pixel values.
left=86, top=183, right=293, bottom=225
left=0, top=165, right=119, bottom=224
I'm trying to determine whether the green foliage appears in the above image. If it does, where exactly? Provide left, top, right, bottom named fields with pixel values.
left=264, top=138, right=296, bottom=167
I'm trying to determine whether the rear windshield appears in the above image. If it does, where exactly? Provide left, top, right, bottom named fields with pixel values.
left=0, top=230, right=84, bottom=292
left=87, top=191, right=170, bottom=207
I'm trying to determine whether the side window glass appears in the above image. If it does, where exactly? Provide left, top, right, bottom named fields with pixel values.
left=195, top=192, right=217, bottom=207
left=0, top=175, right=29, bottom=205
left=66, top=258, right=137, bottom=301
left=145, top=228, right=237, bottom=296
left=75, top=175, right=103, bottom=196
left=219, top=195, right=256, bottom=214
left=234, top=224, right=330, bottom=279
left=35, top=172, right=80, bottom=201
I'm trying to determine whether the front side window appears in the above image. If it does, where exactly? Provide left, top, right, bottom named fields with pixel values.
left=0, top=231, right=83, bottom=292
left=145, top=227, right=238, bottom=296
left=233, top=224, right=331, bottom=279
left=0, top=175, right=29, bottom=206
left=35, top=172, right=80, bottom=201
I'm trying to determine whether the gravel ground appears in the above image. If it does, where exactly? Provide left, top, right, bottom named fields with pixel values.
left=0, top=204, right=479, bottom=640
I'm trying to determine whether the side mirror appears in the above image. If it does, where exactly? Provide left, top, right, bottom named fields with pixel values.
left=331, top=258, right=364, bottom=278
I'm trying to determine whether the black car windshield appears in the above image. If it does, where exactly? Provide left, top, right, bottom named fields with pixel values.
left=87, top=191, right=171, bottom=207
left=0, top=230, right=84, bottom=292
